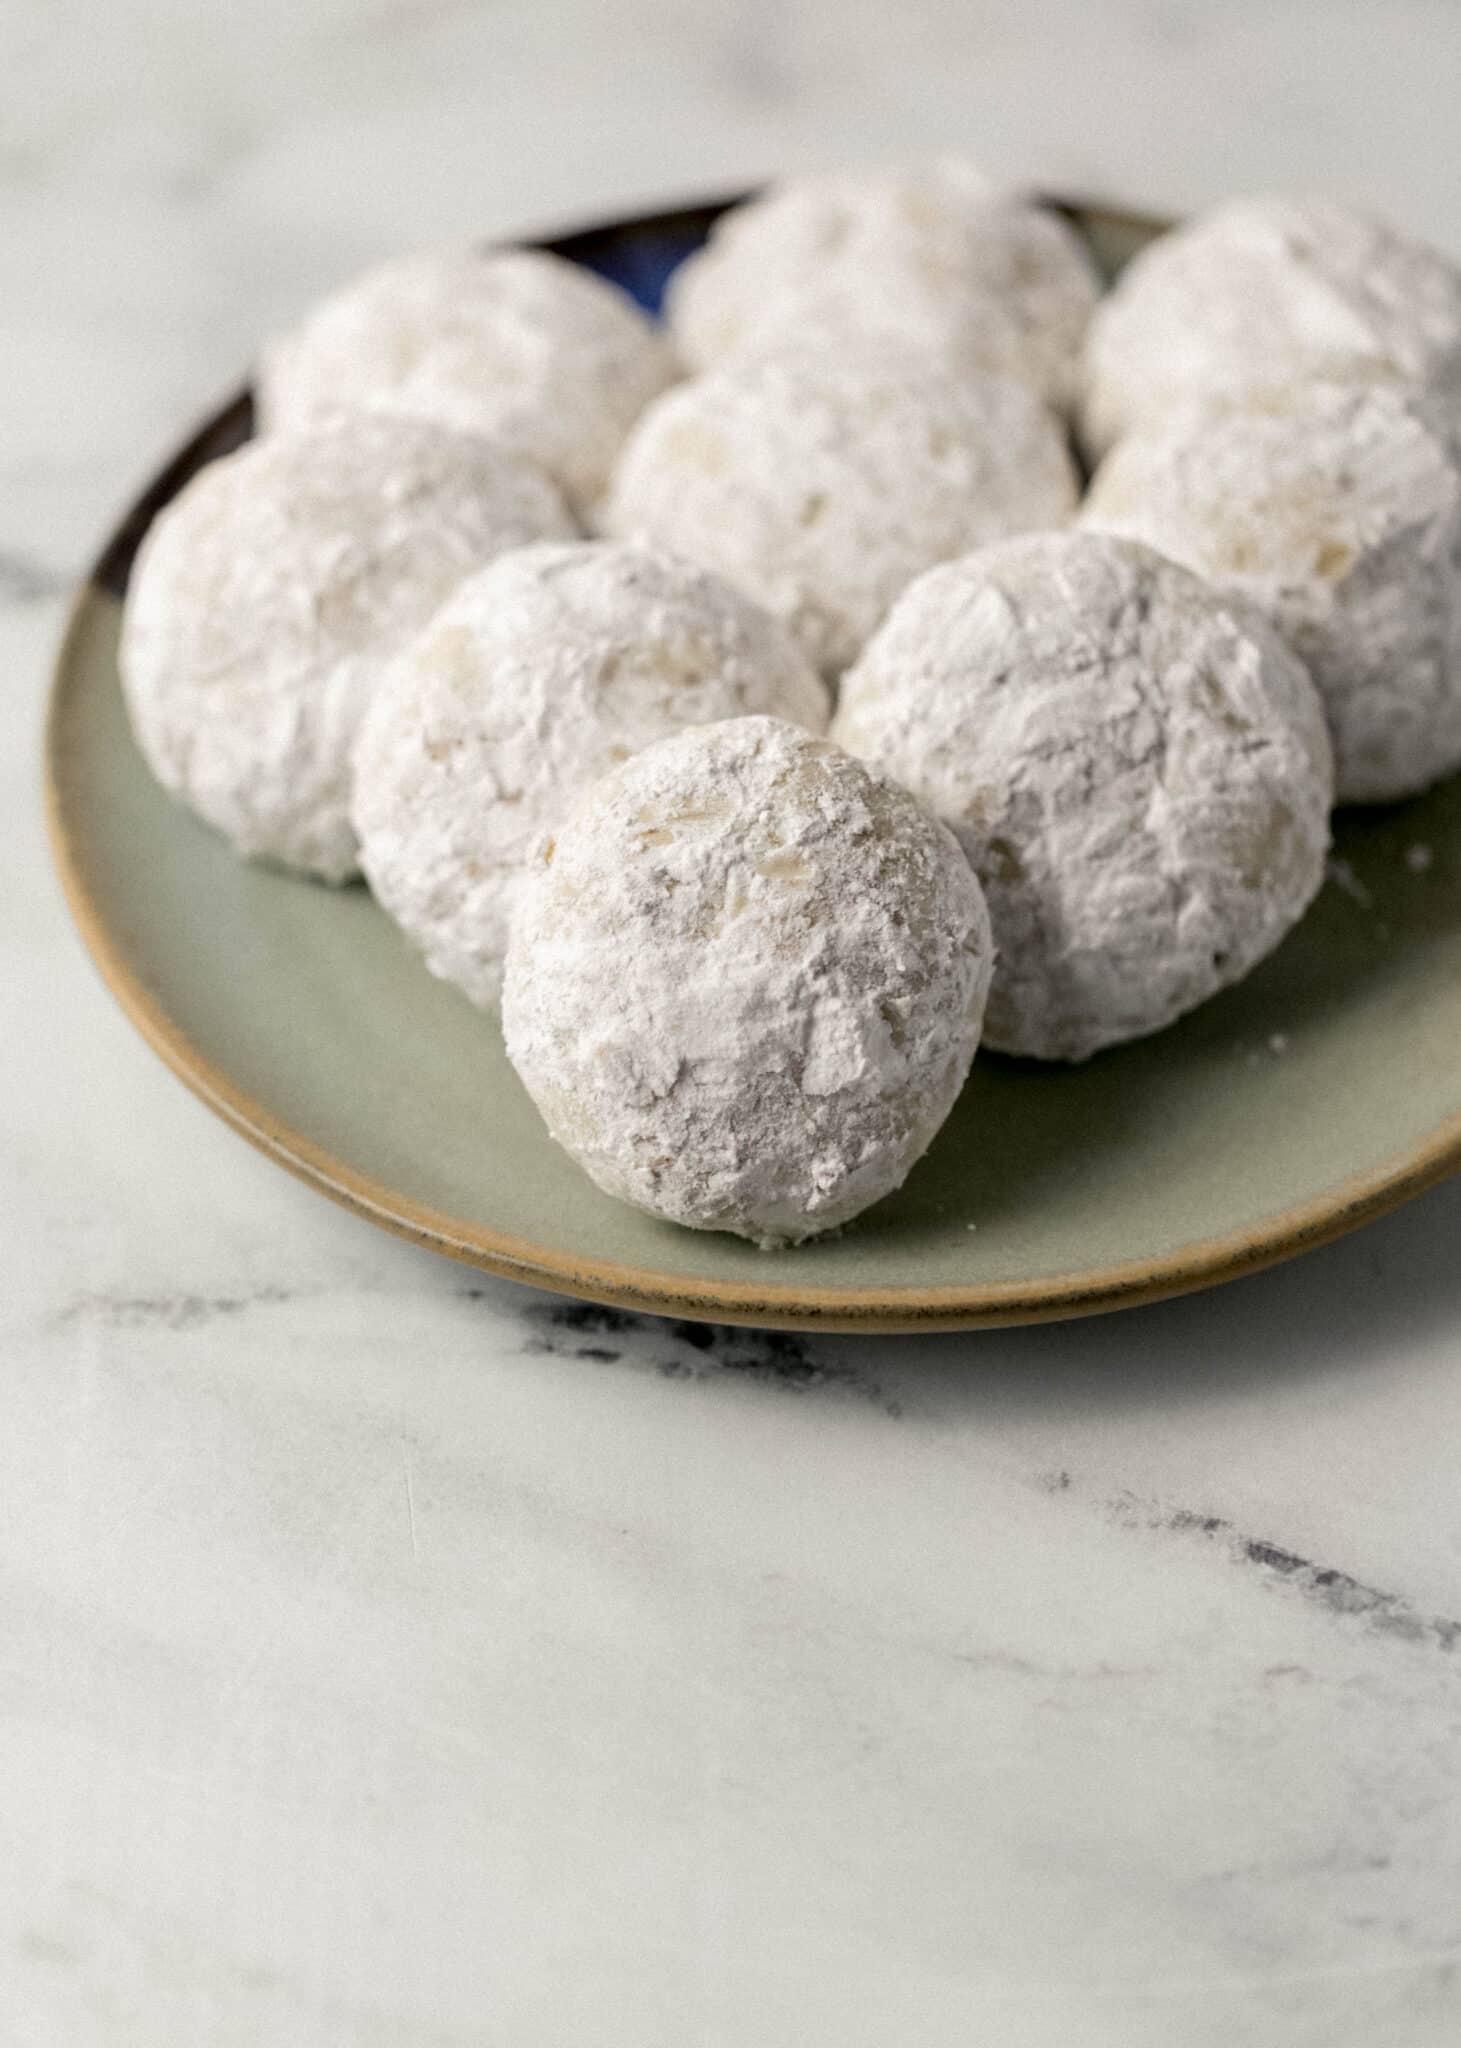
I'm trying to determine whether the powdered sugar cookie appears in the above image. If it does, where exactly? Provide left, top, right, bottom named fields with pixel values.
left=502, top=716, right=993, bottom=1245
left=605, top=351, right=1078, bottom=676
left=260, top=245, right=676, bottom=519
left=1080, top=195, right=1461, bottom=458
left=353, top=542, right=830, bottom=1006
left=120, top=416, right=575, bottom=881
left=669, top=160, right=1099, bottom=411
left=833, top=532, right=1333, bottom=1061
left=1081, top=380, right=1461, bottom=803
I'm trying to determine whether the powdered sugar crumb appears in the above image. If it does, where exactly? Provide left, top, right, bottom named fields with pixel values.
left=1327, top=855, right=1375, bottom=909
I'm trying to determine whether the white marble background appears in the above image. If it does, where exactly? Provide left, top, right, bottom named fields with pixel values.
left=6, top=3, right=1461, bottom=2042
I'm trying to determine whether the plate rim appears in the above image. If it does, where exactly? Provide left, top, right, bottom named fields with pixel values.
left=43, top=190, right=1461, bottom=1334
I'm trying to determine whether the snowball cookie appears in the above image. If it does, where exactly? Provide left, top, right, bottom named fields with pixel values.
left=1080, top=196, right=1461, bottom=458
left=120, top=417, right=575, bottom=881
left=352, top=543, right=830, bottom=1007
left=605, top=352, right=1079, bottom=677
left=833, top=533, right=1333, bottom=1062
left=667, top=159, right=1100, bottom=412
left=1081, top=381, right=1461, bottom=804
left=503, top=716, right=993, bottom=1246
left=258, top=246, right=676, bottom=519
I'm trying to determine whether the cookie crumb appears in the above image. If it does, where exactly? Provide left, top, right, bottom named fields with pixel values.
left=1326, top=855, right=1375, bottom=909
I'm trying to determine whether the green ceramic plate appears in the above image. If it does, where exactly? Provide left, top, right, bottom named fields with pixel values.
left=45, top=194, right=1461, bottom=1332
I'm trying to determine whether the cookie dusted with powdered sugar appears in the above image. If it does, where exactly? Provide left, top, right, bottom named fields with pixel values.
left=1081, top=380, right=1461, bottom=803
left=668, top=159, right=1100, bottom=412
left=353, top=543, right=830, bottom=1007
left=502, top=717, right=993, bottom=1246
left=605, top=351, right=1078, bottom=677
left=120, top=417, right=575, bottom=882
left=833, top=533, right=1333, bottom=1062
left=1080, top=196, right=1461, bottom=458
left=259, top=246, right=676, bottom=519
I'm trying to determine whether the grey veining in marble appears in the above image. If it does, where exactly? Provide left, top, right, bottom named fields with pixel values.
left=5, top=4, right=1461, bottom=2042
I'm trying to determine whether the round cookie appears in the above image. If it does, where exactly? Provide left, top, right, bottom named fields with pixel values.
left=668, top=159, right=1100, bottom=411
left=353, top=542, right=831, bottom=1007
left=670, top=159, right=1000, bottom=360
left=1080, top=195, right=1461, bottom=458
left=120, top=416, right=575, bottom=881
left=604, top=351, right=1079, bottom=677
left=502, top=716, right=993, bottom=1246
left=1081, top=380, right=1461, bottom=803
left=832, top=532, right=1333, bottom=1062
left=259, top=245, right=676, bottom=519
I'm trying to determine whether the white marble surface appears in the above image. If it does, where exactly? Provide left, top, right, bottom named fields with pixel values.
left=7, top=3, right=1461, bottom=2041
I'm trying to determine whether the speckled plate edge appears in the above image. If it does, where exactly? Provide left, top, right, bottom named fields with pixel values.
left=43, top=190, right=1461, bottom=1334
